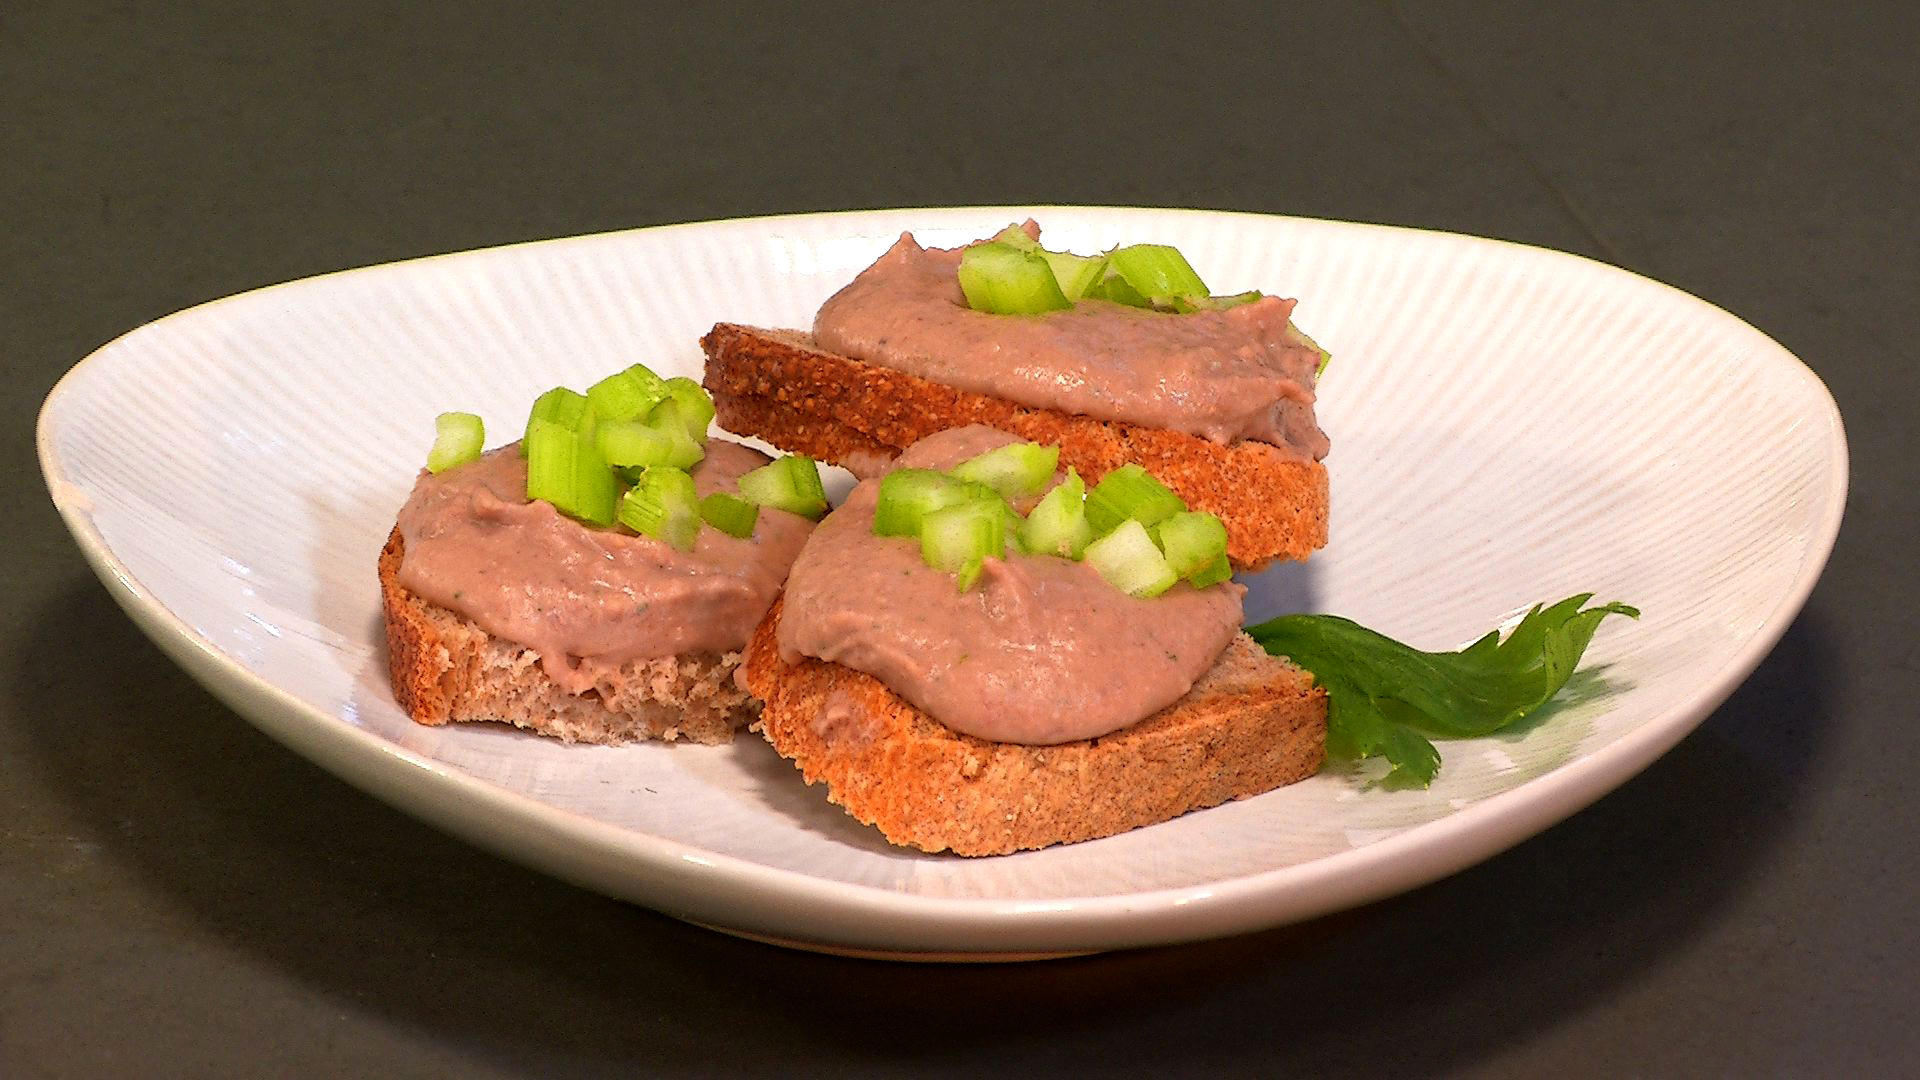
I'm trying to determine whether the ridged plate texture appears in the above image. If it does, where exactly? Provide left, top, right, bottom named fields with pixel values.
left=38, top=207, right=1846, bottom=956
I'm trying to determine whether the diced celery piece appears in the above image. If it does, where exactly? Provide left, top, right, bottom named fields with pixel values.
left=659, top=377, right=716, bottom=440
left=1017, top=467, right=1092, bottom=558
left=919, top=499, right=1006, bottom=591
left=587, top=364, right=670, bottom=422
left=640, top=400, right=707, bottom=468
left=1107, top=244, right=1210, bottom=304
left=1084, top=519, right=1178, bottom=598
left=948, top=442, right=1059, bottom=499
left=991, top=225, right=1041, bottom=252
left=1084, top=464, right=1187, bottom=536
left=641, top=466, right=699, bottom=508
left=645, top=395, right=709, bottom=450
left=737, top=454, right=828, bottom=519
left=874, top=469, right=957, bottom=536
left=1040, top=252, right=1107, bottom=303
left=1173, top=290, right=1264, bottom=314
left=426, top=411, right=485, bottom=474
left=954, top=555, right=986, bottom=592
left=617, top=467, right=701, bottom=551
left=524, top=386, right=590, bottom=444
left=699, top=492, right=760, bottom=539
left=998, top=501, right=1026, bottom=554
left=1287, top=322, right=1331, bottom=378
left=524, top=417, right=618, bottom=526
left=958, top=242, right=1071, bottom=315
left=1186, top=553, right=1234, bottom=589
left=1153, top=510, right=1230, bottom=580
left=595, top=419, right=678, bottom=468
left=1088, top=268, right=1150, bottom=308
left=873, top=469, right=1001, bottom=536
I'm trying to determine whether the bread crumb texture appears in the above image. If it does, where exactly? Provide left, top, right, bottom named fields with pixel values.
left=380, top=530, right=753, bottom=744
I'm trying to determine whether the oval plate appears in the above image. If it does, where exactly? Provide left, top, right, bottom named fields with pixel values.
left=37, top=207, right=1846, bottom=958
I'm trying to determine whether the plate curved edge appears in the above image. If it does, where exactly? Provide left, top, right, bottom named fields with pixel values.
left=35, top=205, right=1850, bottom=956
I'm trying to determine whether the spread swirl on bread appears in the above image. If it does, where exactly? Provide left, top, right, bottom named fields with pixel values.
left=704, top=223, right=1330, bottom=570
left=382, top=365, right=823, bottom=745
left=749, top=427, right=1327, bottom=854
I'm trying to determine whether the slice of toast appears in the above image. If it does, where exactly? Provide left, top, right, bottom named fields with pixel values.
left=744, top=598, right=1327, bottom=856
left=379, top=529, right=754, bottom=744
left=700, top=322, right=1329, bottom=570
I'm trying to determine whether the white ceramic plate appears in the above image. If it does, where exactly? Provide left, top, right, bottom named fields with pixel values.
left=38, top=207, right=1845, bottom=959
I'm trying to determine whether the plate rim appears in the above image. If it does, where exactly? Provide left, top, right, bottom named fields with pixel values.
left=37, top=205, right=1850, bottom=955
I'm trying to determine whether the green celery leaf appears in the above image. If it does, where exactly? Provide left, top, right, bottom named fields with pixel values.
left=1381, top=721, right=1445, bottom=787
left=1247, top=594, right=1638, bottom=786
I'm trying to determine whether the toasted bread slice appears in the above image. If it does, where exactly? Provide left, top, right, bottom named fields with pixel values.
left=701, top=322, right=1329, bottom=570
left=379, top=529, right=753, bottom=744
left=744, top=598, right=1326, bottom=856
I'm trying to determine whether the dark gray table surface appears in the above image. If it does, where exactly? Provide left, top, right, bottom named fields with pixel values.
left=7, top=3, right=1914, bottom=1076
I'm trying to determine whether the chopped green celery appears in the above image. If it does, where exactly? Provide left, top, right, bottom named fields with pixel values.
left=595, top=419, right=678, bottom=468
left=737, top=454, right=828, bottom=519
left=699, top=492, right=759, bottom=538
left=1186, top=553, right=1234, bottom=588
left=997, top=501, right=1027, bottom=553
left=1288, top=322, right=1332, bottom=377
left=1106, top=244, right=1210, bottom=305
left=1152, top=510, right=1229, bottom=581
left=618, top=467, right=701, bottom=551
left=1173, top=290, right=1264, bottom=314
left=659, top=377, right=716, bottom=440
left=524, top=386, right=590, bottom=444
left=919, top=499, right=1006, bottom=591
left=1084, top=464, right=1187, bottom=536
left=524, top=417, right=619, bottom=526
left=953, top=556, right=987, bottom=592
left=872, top=469, right=997, bottom=536
left=426, top=411, right=485, bottom=473
left=1083, top=519, right=1178, bottom=598
left=991, top=225, right=1041, bottom=252
left=958, top=242, right=1071, bottom=315
left=640, top=400, right=707, bottom=468
left=1088, top=268, right=1150, bottom=308
left=948, top=442, right=1059, bottom=499
left=1040, top=251, right=1108, bottom=302
left=1017, top=467, right=1092, bottom=558
left=586, top=364, right=670, bottom=422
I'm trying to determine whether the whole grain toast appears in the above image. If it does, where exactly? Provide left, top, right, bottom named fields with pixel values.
left=379, top=529, right=754, bottom=744
left=744, top=597, right=1327, bottom=856
left=700, top=322, right=1329, bottom=570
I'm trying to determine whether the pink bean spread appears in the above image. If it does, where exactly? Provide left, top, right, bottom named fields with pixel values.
left=396, top=439, right=813, bottom=695
left=776, top=426, right=1245, bottom=745
left=812, top=228, right=1330, bottom=458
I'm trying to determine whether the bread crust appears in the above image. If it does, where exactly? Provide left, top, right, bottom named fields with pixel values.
left=744, top=598, right=1327, bottom=856
left=701, top=322, right=1329, bottom=570
left=379, top=529, right=754, bottom=744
